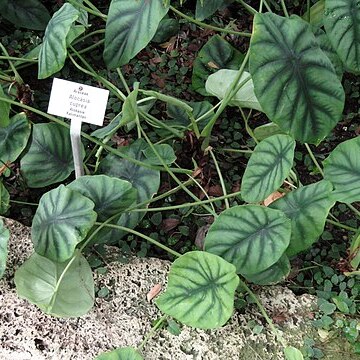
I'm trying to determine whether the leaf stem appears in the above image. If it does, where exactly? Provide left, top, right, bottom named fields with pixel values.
left=304, top=143, right=324, bottom=177
left=138, top=315, right=168, bottom=351
left=326, top=219, right=358, bottom=232
left=346, top=204, right=360, bottom=219
left=280, top=0, right=289, bottom=17
left=10, top=199, right=38, bottom=206
left=0, top=43, right=23, bottom=84
left=307, top=0, right=311, bottom=22
left=236, top=0, right=258, bottom=15
left=67, top=0, right=107, bottom=19
left=116, top=68, right=131, bottom=95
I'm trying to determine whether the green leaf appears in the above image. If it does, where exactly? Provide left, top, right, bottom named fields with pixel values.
left=66, top=25, right=86, bottom=46
left=152, top=18, right=179, bottom=43
left=0, top=112, right=30, bottom=164
left=284, top=346, right=304, bottom=360
left=319, top=301, right=336, bottom=315
left=302, top=0, right=325, bottom=27
left=38, top=3, right=79, bottom=79
left=242, top=254, right=290, bottom=285
left=192, top=35, right=244, bottom=95
left=156, top=251, right=239, bottom=329
left=0, top=86, right=10, bottom=127
left=121, top=83, right=139, bottom=126
left=21, top=123, right=80, bottom=188
left=0, top=0, right=50, bottom=30
left=0, top=181, right=10, bottom=215
left=241, top=134, right=295, bottom=203
left=0, top=218, right=9, bottom=279
left=323, top=136, right=360, bottom=203
left=253, top=123, right=284, bottom=141
left=32, top=185, right=97, bottom=262
left=143, top=144, right=176, bottom=165
left=95, top=347, right=143, bottom=360
left=15, top=251, right=94, bottom=317
left=195, top=0, right=232, bottom=21
left=270, top=181, right=335, bottom=256
left=250, top=13, right=345, bottom=144
left=332, top=296, right=349, bottom=313
left=205, top=69, right=262, bottom=111
left=204, top=205, right=291, bottom=274
left=67, top=175, right=137, bottom=222
left=104, top=0, right=169, bottom=68
left=324, top=0, right=360, bottom=74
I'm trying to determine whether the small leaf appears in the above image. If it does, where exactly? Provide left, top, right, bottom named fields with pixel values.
left=121, top=84, right=139, bottom=126
left=95, top=347, right=144, bottom=360
left=0, top=181, right=10, bottom=215
left=156, top=251, right=239, bottom=329
left=284, top=346, right=304, bottom=360
left=167, top=319, right=181, bottom=336
left=15, top=251, right=94, bottom=317
left=253, top=123, right=284, bottom=141
left=143, top=144, right=177, bottom=165
left=0, top=218, right=9, bottom=279
left=195, top=0, right=232, bottom=21
left=147, top=284, right=162, bottom=302
left=263, top=191, right=285, bottom=207
left=32, top=185, right=97, bottom=262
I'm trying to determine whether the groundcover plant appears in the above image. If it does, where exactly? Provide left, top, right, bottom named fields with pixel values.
left=0, top=0, right=359, bottom=359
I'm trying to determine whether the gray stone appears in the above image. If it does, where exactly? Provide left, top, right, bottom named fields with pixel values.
left=0, top=218, right=317, bottom=360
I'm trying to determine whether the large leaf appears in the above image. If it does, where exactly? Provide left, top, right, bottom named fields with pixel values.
left=324, top=0, right=360, bottom=74
left=15, top=251, right=94, bottom=317
left=192, top=35, right=244, bottom=95
left=241, top=134, right=296, bottom=203
left=68, top=175, right=137, bottom=222
left=242, top=254, right=290, bottom=285
left=0, top=86, right=10, bottom=127
left=206, top=69, right=262, bottom=111
left=0, top=218, right=9, bottom=279
left=95, top=139, right=160, bottom=243
left=38, top=3, right=79, bottom=79
left=270, top=180, right=335, bottom=256
left=0, top=181, right=10, bottom=215
left=0, top=113, right=30, bottom=164
left=323, top=136, right=360, bottom=203
left=195, top=0, right=232, bottom=21
left=156, top=251, right=239, bottom=329
left=204, top=205, right=291, bottom=275
left=249, top=13, right=345, bottom=144
left=95, top=347, right=144, bottom=360
left=104, top=0, right=169, bottom=68
left=0, top=0, right=50, bottom=30
left=32, top=185, right=97, bottom=262
left=21, top=123, right=80, bottom=188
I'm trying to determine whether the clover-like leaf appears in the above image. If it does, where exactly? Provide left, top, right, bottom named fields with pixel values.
left=241, top=134, right=295, bottom=203
left=15, top=251, right=94, bottom=317
left=68, top=175, right=137, bottom=222
left=95, top=347, right=144, bottom=360
left=32, top=185, right=97, bottom=262
left=324, top=0, right=360, bottom=74
left=156, top=251, right=239, bottom=329
left=0, top=218, right=9, bottom=279
left=204, top=205, right=291, bottom=274
left=250, top=13, right=345, bottom=144
left=270, top=180, right=335, bottom=256
left=323, top=136, right=360, bottom=203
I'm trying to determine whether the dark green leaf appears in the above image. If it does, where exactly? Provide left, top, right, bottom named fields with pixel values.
left=38, top=3, right=79, bottom=79
left=95, top=347, right=143, bottom=360
left=0, top=86, right=10, bottom=127
left=0, top=181, right=10, bottom=215
left=302, top=0, right=325, bottom=27
left=0, top=0, right=50, bottom=30
left=241, top=134, right=295, bottom=203
left=205, top=205, right=291, bottom=274
left=104, top=0, right=169, bottom=68
left=323, top=136, right=360, bottom=203
left=15, top=251, right=94, bottom=317
left=121, top=84, right=139, bottom=126
left=156, top=251, right=239, bottom=329
left=32, top=185, right=97, bottom=262
left=21, top=123, right=80, bottom=188
left=270, top=181, right=335, bottom=256
left=91, top=113, right=122, bottom=139
left=66, top=25, right=86, bottom=45
left=0, top=218, right=9, bottom=279
left=0, top=112, right=30, bottom=164
left=250, top=13, right=345, bottom=144
left=68, top=175, right=137, bottom=221
left=195, top=0, right=232, bottom=21
left=253, top=123, right=284, bottom=141
left=143, top=144, right=176, bottom=165
left=324, top=0, right=360, bottom=73
left=192, top=35, right=244, bottom=95
left=152, top=18, right=179, bottom=43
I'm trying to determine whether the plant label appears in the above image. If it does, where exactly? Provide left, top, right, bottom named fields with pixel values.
left=47, top=78, right=109, bottom=126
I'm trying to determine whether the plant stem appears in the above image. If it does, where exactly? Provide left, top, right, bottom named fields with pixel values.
left=10, top=199, right=39, bottom=206
left=221, top=148, right=253, bottom=154
left=347, top=204, right=360, bottom=219
left=170, top=6, right=251, bottom=37
left=0, top=43, right=23, bottom=84
left=116, top=68, right=131, bottom=95
left=280, top=0, right=289, bottom=17
left=326, top=219, right=358, bottom=232
left=138, top=315, right=168, bottom=351
left=307, top=0, right=311, bottom=22
left=0, top=56, right=37, bottom=63
left=67, top=0, right=107, bottom=19
left=304, top=143, right=324, bottom=177
left=236, top=0, right=258, bottom=15
left=262, top=0, right=273, bottom=12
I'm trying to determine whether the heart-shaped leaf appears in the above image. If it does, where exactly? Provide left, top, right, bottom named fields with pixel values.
left=324, top=0, right=360, bottom=74
left=242, top=254, right=290, bottom=285
left=38, top=3, right=79, bottom=79
left=192, top=35, right=244, bottom=95
left=143, top=144, right=176, bottom=165
left=0, top=0, right=50, bottom=30
left=0, top=112, right=30, bottom=164
left=68, top=175, right=137, bottom=222
left=0, top=218, right=9, bottom=279
left=32, top=185, right=97, bottom=262
left=204, top=205, right=291, bottom=274
left=95, top=347, right=144, bottom=360
left=156, top=251, right=239, bottom=329
left=21, top=123, right=80, bottom=188
left=0, top=181, right=10, bottom=215
left=323, top=136, right=360, bottom=203
left=250, top=13, right=345, bottom=144
left=241, top=134, right=295, bottom=203
left=104, top=0, right=169, bottom=68
left=195, top=0, right=232, bottom=21
left=206, top=69, right=262, bottom=111
left=270, top=180, right=335, bottom=256
left=15, top=251, right=94, bottom=317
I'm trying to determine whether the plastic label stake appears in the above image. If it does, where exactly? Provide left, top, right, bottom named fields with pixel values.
left=47, top=78, right=109, bottom=178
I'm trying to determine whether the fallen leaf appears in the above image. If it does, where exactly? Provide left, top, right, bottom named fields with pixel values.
left=208, top=185, right=223, bottom=197
left=0, top=162, right=10, bottom=176
left=147, top=284, right=162, bottom=302
left=195, top=224, right=211, bottom=250
left=262, top=191, right=285, bottom=206
left=207, top=61, right=219, bottom=69
left=161, top=218, right=180, bottom=232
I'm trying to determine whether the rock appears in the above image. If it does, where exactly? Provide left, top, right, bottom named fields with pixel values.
left=0, top=218, right=317, bottom=360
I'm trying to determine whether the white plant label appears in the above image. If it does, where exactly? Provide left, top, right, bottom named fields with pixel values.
left=47, top=78, right=109, bottom=125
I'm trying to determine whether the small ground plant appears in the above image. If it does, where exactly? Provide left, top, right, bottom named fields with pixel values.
left=0, top=1, right=359, bottom=359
